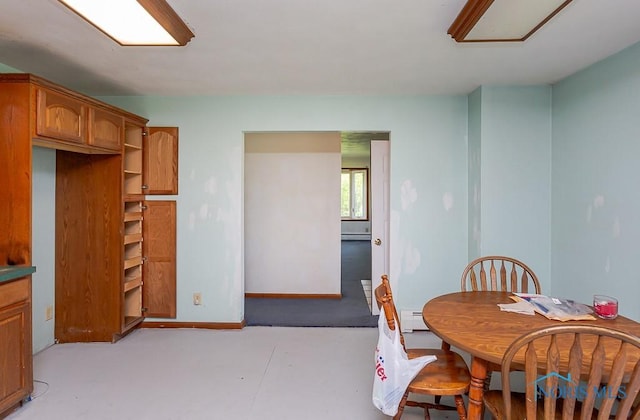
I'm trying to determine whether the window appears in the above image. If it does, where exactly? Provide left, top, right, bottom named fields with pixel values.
left=341, top=168, right=368, bottom=220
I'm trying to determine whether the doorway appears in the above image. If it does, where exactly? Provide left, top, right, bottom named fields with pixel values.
left=243, top=131, right=389, bottom=326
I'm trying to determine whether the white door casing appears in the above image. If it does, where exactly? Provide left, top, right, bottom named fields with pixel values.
left=370, top=140, right=390, bottom=315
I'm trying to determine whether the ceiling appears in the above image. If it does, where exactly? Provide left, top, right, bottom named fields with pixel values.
left=2, top=1, right=640, bottom=97
left=341, top=132, right=388, bottom=160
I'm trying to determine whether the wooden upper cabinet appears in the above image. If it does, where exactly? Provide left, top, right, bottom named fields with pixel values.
left=144, top=127, right=179, bottom=195
left=35, top=88, right=86, bottom=144
left=89, top=108, right=123, bottom=151
left=34, top=85, right=127, bottom=154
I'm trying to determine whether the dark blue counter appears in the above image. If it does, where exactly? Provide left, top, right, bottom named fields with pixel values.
left=0, top=266, right=36, bottom=283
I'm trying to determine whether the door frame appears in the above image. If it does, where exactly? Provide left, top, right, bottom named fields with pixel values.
left=370, top=139, right=390, bottom=315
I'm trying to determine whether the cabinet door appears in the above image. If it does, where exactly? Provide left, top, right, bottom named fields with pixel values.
left=35, top=88, right=87, bottom=144
left=89, top=108, right=123, bottom=151
left=142, top=200, right=176, bottom=318
left=144, top=127, right=178, bottom=195
left=0, top=278, right=32, bottom=415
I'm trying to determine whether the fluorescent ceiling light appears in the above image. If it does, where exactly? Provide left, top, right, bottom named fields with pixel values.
left=448, top=0, right=573, bottom=42
left=58, top=0, right=194, bottom=46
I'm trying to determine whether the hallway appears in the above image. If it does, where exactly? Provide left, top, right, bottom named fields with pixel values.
left=244, top=241, right=376, bottom=327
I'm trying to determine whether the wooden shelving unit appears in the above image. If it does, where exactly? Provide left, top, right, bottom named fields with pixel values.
left=124, top=124, right=144, bottom=195
left=122, top=122, right=146, bottom=333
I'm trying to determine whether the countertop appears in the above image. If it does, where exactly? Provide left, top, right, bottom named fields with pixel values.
left=0, top=266, right=36, bottom=284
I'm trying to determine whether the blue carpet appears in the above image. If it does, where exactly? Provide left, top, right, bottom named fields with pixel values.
left=245, top=241, right=378, bottom=327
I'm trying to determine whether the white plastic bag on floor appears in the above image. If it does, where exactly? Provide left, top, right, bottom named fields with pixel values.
left=372, top=306, right=436, bottom=416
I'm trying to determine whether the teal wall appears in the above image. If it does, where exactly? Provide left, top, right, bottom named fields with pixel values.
left=6, top=38, right=640, bottom=353
left=478, top=86, right=552, bottom=292
left=468, top=88, right=482, bottom=261
left=551, top=42, right=640, bottom=320
left=0, top=63, right=20, bottom=72
left=32, top=147, right=56, bottom=353
left=99, top=95, right=470, bottom=314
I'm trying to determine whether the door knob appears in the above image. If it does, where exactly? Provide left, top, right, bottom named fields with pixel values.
left=374, top=238, right=382, bottom=246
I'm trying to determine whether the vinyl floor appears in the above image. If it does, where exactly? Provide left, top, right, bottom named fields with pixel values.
left=7, top=327, right=471, bottom=420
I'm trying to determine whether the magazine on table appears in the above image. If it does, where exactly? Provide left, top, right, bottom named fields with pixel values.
left=509, top=293, right=595, bottom=321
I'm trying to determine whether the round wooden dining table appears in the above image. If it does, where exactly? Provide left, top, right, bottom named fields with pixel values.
left=422, top=291, right=640, bottom=420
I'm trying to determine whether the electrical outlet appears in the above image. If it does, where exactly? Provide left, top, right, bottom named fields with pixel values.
left=45, top=305, right=53, bottom=321
left=193, top=292, right=202, bottom=305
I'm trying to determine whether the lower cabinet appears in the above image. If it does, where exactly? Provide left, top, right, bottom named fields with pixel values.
left=0, top=277, right=32, bottom=417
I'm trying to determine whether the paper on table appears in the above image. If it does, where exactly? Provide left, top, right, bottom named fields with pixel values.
left=511, top=293, right=595, bottom=321
left=497, top=301, right=535, bottom=315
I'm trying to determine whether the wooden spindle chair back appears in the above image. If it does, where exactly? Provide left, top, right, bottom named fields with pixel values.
left=460, top=256, right=541, bottom=294
left=487, top=325, right=640, bottom=420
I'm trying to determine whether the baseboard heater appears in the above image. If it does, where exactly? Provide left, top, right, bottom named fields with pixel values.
left=400, top=310, right=429, bottom=332
left=341, top=233, right=372, bottom=240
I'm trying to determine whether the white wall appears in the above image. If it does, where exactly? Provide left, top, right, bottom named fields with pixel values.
left=244, top=132, right=341, bottom=294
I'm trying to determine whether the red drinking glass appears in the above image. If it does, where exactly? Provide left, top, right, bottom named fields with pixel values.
left=593, top=295, right=618, bottom=319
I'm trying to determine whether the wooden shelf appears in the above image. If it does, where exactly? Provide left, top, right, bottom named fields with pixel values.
left=124, top=212, right=143, bottom=222
left=124, top=256, right=143, bottom=270
left=124, top=276, right=143, bottom=293
left=123, top=233, right=142, bottom=245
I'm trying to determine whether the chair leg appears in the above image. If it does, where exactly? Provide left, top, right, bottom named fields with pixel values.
left=393, top=391, right=409, bottom=420
left=423, top=406, right=431, bottom=420
left=454, top=394, right=467, bottom=420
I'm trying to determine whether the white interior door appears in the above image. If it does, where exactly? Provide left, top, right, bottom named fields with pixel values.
left=370, top=140, right=390, bottom=315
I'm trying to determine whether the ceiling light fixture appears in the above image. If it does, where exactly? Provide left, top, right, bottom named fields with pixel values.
left=58, top=0, right=194, bottom=46
left=448, top=0, right=573, bottom=42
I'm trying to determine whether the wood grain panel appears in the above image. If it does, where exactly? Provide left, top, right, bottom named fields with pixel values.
left=0, top=309, right=24, bottom=408
left=0, top=83, right=31, bottom=266
left=0, top=277, right=31, bottom=416
left=145, top=127, right=178, bottom=194
left=55, top=152, right=122, bottom=342
left=36, top=88, right=86, bottom=143
left=89, top=108, right=123, bottom=151
left=142, top=200, right=176, bottom=318
left=0, top=278, right=30, bottom=308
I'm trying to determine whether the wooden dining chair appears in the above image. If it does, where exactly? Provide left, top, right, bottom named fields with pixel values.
left=375, top=275, right=470, bottom=420
left=460, top=256, right=541, bottom=294
left=483, top=325, right=640, bottom=420
left=437, top=255, right=542, bottom=403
